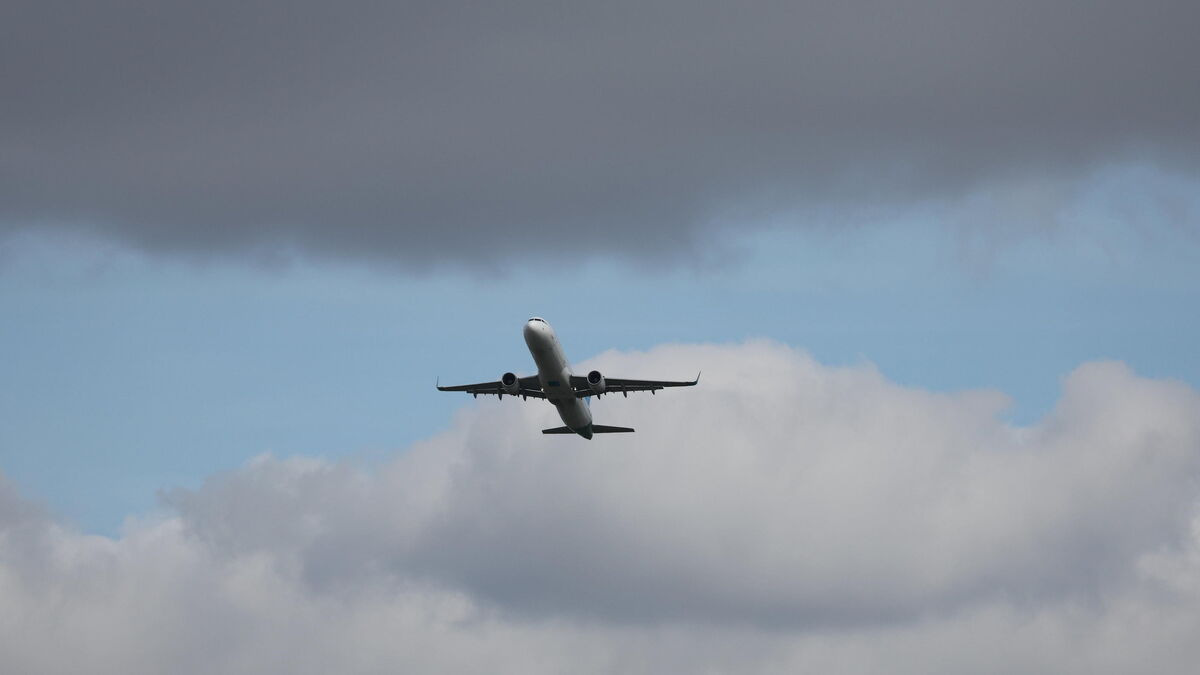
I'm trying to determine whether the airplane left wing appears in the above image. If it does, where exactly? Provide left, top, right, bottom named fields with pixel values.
left=437, top=375, right=545, bottom=399
left=570, top=373, right=700, bottom=398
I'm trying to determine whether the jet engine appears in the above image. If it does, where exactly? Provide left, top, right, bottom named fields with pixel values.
left=586, top=370, right=606, bottom=395
left=500, top=372, right=520, bottom=395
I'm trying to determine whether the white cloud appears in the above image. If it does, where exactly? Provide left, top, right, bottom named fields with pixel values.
left=3, top=341, right=1200, bottom=673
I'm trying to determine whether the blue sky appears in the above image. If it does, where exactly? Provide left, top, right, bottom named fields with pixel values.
left=3, top=164, right=1196, bottom=534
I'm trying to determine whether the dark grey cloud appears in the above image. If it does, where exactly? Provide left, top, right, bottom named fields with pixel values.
left=3, top=1, right=1199, bottom=265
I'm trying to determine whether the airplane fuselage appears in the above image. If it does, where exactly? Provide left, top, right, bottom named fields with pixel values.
left=523, top=318, right=594, bottom=438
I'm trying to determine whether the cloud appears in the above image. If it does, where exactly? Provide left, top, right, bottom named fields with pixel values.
left=3, top=2, right=1199, bottom=266
left=3, top=341, right=1200, bottom=672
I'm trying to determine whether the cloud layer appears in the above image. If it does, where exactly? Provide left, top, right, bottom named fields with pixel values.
left=3, top=341, right=1200, bottom=672
left=3, top=2, right=1199, bottom=264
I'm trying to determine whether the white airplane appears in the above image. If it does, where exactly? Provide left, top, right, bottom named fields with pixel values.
left=438, top=317, right=699, bottom=439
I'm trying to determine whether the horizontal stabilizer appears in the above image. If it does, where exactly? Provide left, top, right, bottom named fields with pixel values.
left=541, top=425, right=636, bottom=435
left=592, top=425, right=635, bottom=433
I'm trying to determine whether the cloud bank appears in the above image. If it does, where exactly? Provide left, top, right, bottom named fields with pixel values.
left=4, top=342, right=1200, bottom=672
left=3, top=2, right=1199, bottom=265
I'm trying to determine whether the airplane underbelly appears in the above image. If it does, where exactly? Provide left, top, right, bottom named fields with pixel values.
left=526, top=324, right=590, bottom=429
left=556, top=398, right=592, bottom=429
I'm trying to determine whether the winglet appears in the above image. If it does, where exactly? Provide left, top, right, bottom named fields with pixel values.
left=695, top=371, right=701, bottom=384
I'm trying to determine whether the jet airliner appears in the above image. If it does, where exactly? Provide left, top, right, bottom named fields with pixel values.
left=437, top=317, right=699, bottom=439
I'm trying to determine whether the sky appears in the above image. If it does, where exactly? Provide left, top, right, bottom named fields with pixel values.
left=2, top=2, right=1200, bottom=673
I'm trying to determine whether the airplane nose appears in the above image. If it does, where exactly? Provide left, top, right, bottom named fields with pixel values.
left=523, top=320, right=541, bottom=344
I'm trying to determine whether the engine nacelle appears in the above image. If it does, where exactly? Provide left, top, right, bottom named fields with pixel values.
left=586, top=370, right=606, bottom=395
left=500, top=372, right=520, bottom=395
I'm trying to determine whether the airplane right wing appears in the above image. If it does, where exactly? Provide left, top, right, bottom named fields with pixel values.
left=569, top=373, right=700, bottom=398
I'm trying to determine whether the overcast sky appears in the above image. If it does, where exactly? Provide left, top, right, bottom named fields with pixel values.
left=3, top=2, right=1200, bottom=673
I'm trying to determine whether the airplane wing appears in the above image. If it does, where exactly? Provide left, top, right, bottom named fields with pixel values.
left=437, top=375, right=546, bottom=399
left=570, top=373, right=700, bottom=398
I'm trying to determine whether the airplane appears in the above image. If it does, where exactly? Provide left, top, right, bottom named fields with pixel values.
left=437, top=317, right=699, bottom=439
